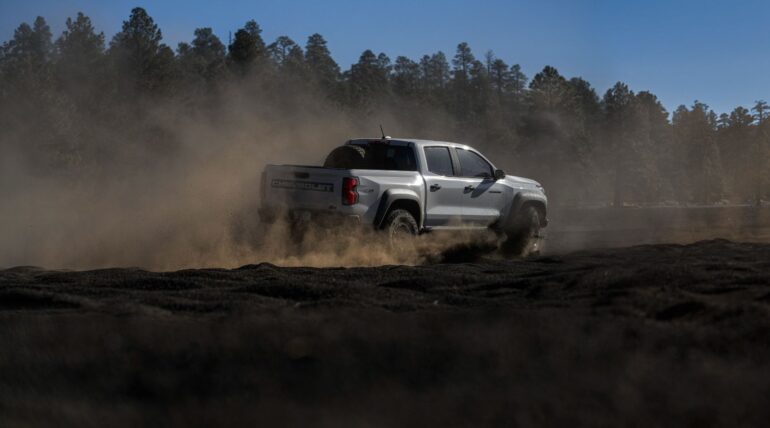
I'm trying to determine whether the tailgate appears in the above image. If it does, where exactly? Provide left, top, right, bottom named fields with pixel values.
left=262, top=165, right=347, bottom=211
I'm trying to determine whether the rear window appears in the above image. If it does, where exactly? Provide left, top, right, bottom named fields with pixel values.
left=360, top=144, right=417, bottom=171
left=424, top=146, right=454, bottom=176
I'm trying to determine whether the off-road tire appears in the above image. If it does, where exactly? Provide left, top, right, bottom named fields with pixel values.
left=500, top=205, right=542, bottom=257
left=323, top=145, right=367, bottom=169
left=384, top=209, right=418, bottom=251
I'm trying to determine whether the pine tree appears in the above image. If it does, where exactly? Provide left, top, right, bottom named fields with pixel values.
left=568, top=77, right=601, bottom=133
left=730, top=106, right=753, bottom=127
left=636, top=91, right=674, bottom=199
left=489, top=58, right=510, bottom=98
left=108, top=7, right=175, bottom=94
left=393, top=56, right=420, bottom=98
left=508, top=64, right=527, bottom=99
left=717, top=113, right=730, bottom=129
left=529, top=66, right=570, bottom=111
left=601, top=82, right=636, bottom=204
left=267, top=36, right=306, bottom=79
left=450, top=42, right=475, bottom=119
left=244, top=20, right=266, bottom=52
left=348, top=50, right=390, bottom=106
left=469, top=59, right=490, bottom=117
left=55, top=12, right=106, bottom=119
left=0, top=16, right=72, bottom=167
left=754, top=113, right=770, bottom=204
left=56, top=12, right=104, bottom=71
left=672, top=102, right=725, bottom=203
left=178, top=27, right=225, bottom=83
left=1, top=17, right=55, bottom=109
left=753, top=100, right=769, bottom=124
left=227, top=20, right=265, bottom=75
left=268, top=36, right=298, bottom=66
left=304, top=33, right=340, bottom=93
left=419, top=52, right=450, bottom=104
left=718, top=106, right=753, bottom=201
left=2, top=17, right=53, bottom=74
left=451, top=42, right=474, bottom=81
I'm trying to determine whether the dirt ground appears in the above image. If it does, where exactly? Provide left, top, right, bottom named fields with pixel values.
left=2, top=238, right=770, bottom=427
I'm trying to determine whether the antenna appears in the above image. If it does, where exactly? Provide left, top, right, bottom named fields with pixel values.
left=380, top=124, right=386, bottom=139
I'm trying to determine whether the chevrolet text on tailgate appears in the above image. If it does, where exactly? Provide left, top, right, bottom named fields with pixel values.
left=260, top=137, right=548, bottom=255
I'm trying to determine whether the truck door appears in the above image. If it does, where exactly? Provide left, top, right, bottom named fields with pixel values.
left=422, top=146, right=465, bottom=227
left=454, top=148, right=507, bottom=226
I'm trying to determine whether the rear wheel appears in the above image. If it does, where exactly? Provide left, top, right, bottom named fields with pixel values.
left=384, top=209, right=418, bottom=252
left=501, top=205, right=542, bottom=257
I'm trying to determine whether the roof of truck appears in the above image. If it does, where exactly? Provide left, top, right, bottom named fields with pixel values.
left=347, top=138, right=473, bottom=149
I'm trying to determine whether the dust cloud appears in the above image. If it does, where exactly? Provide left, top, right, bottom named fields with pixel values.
left=4, top=73, right=767, bottom=271
left=0, top=77, right=485, bottom=271
left=244, top=218, right=502, bottom=268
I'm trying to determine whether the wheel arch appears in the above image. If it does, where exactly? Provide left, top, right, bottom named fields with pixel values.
left=374, top=190, right=423, bottom=229
left=509, top=192, right=548, bottom=228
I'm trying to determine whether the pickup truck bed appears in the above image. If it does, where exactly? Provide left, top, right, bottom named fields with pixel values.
left=261, top=164, right=423, bottom=227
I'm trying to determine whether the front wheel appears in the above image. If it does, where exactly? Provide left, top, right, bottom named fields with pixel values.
left=383, top=209, right=418, bottom=252
left=500, top=206, right=542, bottom=257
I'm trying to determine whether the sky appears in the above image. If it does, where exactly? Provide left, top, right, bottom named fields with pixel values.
left=1, top=0, right=769, bottom=115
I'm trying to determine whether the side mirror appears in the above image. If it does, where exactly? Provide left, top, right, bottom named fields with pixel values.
left=494, top=169, right=506, bottom=180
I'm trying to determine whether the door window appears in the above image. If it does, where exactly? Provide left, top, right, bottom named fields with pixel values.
left=456, top=149, right=493, bottom=178
left=424, top=146, right=455, bottom=176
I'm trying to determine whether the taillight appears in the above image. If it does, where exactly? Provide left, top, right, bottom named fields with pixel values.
left=342, top=177, right=359, bottom=205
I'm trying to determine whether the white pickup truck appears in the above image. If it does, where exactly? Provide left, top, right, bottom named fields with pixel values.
left=260, top=138, right=548, bottom=255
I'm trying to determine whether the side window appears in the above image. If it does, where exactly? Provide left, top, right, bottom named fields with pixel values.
left=365, top=145, right=417, bottom=171
left=424, top=147, right=454, bottom=176
left=456, top=149, right=493, bottom=178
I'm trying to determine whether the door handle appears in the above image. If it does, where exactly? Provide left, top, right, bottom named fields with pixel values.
left=430, top=184, right=442, bottom=191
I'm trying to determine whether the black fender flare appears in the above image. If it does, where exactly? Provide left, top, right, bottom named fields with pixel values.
left=504, top=192, right=548, bottom=229
left=373, top=189, right=422, bottom=229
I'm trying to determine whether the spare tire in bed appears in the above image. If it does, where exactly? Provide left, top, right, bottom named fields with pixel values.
left=323, top=145, right=367, bottom=169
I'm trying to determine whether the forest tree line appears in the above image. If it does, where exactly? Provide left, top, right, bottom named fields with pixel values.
left=1, top=7, right=768, bottom=206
